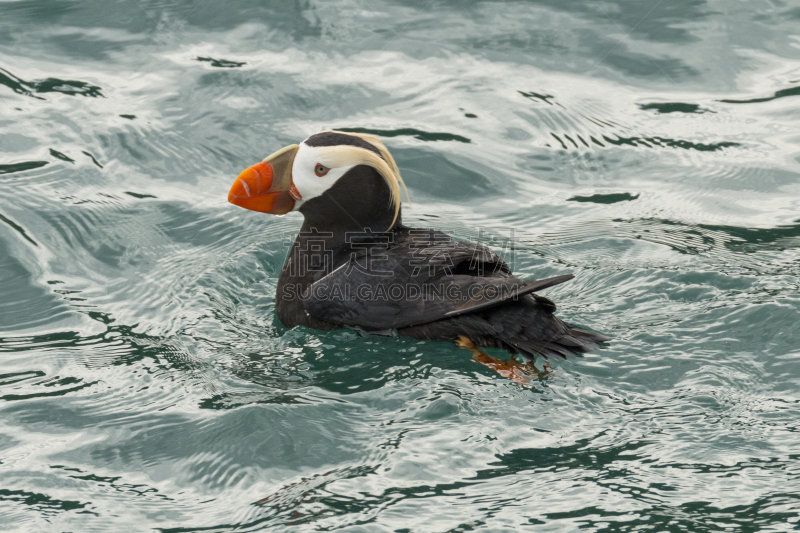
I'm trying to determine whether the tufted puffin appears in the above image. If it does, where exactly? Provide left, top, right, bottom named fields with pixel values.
left=228, top=131, right=608, bottom=371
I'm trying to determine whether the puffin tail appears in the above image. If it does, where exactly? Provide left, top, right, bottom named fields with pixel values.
left=560, top=327, right=610, bottom=353
left=511, top=326, right=610, bottom=361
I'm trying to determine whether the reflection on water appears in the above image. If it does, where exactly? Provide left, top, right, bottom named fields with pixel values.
left=1, top=0, right=800, bottom=530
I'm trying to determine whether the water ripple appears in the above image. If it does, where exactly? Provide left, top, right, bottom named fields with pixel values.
left=1, top=1, right=800, bottom=531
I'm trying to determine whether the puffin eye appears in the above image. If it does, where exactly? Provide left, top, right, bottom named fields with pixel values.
left=314, top=163, right=330, bottom=177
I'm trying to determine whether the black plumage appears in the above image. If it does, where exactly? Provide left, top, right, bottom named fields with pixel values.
left=271, top=132, right=608, bottom=360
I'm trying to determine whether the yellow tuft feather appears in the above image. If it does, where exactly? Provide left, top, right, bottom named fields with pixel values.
left=313, top=130, right=410, bottom=229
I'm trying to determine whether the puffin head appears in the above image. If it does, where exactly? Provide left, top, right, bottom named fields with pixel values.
left=228, top=131, right=408, bottom=232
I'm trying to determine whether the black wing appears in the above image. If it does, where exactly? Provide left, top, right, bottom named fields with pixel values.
left=304, top=237, right=573, bottom=331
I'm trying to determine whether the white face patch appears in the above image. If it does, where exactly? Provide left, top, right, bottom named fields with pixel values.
left=290, top=142, right=355, bottom=209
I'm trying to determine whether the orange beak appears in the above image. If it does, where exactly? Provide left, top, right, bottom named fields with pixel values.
left=228, top=144, right=302, bottom=215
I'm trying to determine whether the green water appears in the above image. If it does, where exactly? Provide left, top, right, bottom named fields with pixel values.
left=2, top=1, right=800, bottom=531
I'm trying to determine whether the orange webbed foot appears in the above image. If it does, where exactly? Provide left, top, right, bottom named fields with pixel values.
left=455, top=336, right=554, bottom=385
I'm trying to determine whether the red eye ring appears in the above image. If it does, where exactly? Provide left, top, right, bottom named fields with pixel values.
left=314, top=163, right=329, bottom=177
